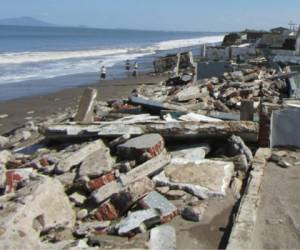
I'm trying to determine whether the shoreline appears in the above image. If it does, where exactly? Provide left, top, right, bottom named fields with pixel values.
left=0, top=72, right=167, bottom=135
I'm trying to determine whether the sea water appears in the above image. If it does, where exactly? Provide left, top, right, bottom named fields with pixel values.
left=0, top=25, right=223, bottom=100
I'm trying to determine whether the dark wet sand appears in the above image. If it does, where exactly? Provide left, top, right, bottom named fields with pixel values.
left=0, top=73, right=167, bottom=135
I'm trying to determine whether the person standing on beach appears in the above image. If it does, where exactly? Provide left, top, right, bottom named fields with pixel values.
left=125, top=60, right=131, bottom=71
left=100, top=65, right=107, bottom=80
left=132, top=62, right=138, bottom=77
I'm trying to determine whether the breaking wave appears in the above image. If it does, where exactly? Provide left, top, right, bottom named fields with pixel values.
left=0, top=35, right=224, bottom=84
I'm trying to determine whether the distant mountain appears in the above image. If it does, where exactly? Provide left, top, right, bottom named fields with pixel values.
left=0, top=17, right=55, bottom=27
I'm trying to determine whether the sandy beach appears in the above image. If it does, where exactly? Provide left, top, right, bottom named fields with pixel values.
left=0, top=73, right=167, bottom=134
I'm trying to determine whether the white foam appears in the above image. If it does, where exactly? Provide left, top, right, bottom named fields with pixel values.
left=0, top=51, right=154, bottom=84
left=0, top=48, right=129, bottom=65
left=153, top=35, right=224, bottom=51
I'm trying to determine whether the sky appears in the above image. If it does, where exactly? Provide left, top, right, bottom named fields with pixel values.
left=1, top=0, right=300, bottom=32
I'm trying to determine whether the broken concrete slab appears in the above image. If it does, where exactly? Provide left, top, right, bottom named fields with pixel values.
left=139, top=191, right=178, bottom=222
left=78, top=143, right=114, bottom=178
left=153, top=160, right=234, bottom=199
left=119, top=151, right=170, bottom=186
left=165, top=189, right=187, bottom=200
left=109, top=134, right=131, bottom=149
left=95, top=177, right=154, bottom=221
left=41, top=239, right=89, bottom=250
left=55, top=139, right=109, bottom=174
left=175, top=86, right=201, bottom=102
left=142, top=121, right=258, bottom=142
left=0, top=176, right=75, bottom=250
left=116, top=209, right=160, bottom=237
left=117, top=133, right=165, bottom=162
left=178, top=113, right=222, bottom=122
left=91, top=180, right=122, bottom=205
left=42, top=121, right=259, bottom=142
left=170, top=144, right=211, bottom=164
left=149, top=225, right=176, bottom=250
left=75, top=221, right=111, bottom=237
left=74, top=88, right=97, bottom=123
left=270, top=107, right=300, bottom=148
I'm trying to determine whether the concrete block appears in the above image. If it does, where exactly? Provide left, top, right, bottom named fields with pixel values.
left=0, top=176, right=75, bottom=249
left=153, top=160, right=234, bottom=199
left=149, top=225, right=176, bottom=250
left=181, top=202, right=208, bottom=222
left=175, top=86, right=201, bottom=101
left=119, top=151, right=170, bottom=186
left=116, top=209, right=160, bottom=236
left=271, top=107, right=300, bottom=148
left=139, top=191, right=178, bottom=222
left=56, top=139, right=108, bottom=174
left=78, top=143, right=114, bottom=178
left=170, top=144, right=211, bottom=164
left=91, top=180, right=122, bottom=204
left=95, top=177, right=154, bottom=221
left=117, top=134, right=165, bottom=162
left=74, top=88, right=97, bottom=123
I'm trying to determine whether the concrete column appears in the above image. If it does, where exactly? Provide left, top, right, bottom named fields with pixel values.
left=296, top=27, right=300, bottom=55
left=240, top=100, right=254, bottom=121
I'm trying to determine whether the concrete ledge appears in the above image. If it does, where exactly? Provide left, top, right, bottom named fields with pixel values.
left=227, top=148, right=271, bottom=250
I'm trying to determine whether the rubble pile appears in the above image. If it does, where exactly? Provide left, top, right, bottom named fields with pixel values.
left=0, top=53, right=298, bottom=249
left=133, top=61, right=291, bottom=118
left=0, top=87, right=256, bottom=249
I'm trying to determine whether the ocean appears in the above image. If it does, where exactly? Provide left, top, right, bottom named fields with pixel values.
left=0, top=25, right=224, bottom=101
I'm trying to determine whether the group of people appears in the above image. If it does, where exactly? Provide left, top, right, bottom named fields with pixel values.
left=100, top=60, right=139, bottom=80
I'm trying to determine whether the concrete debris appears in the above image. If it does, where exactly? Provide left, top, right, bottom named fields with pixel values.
left=170, top=144, right=211, bottom=164
left=0, top=176, right=75, bottom=249
left=74, top=87, right=98, bottom=123
left=78, top=143, right=114, bottom=178
left=42, top=120, right=259, bottom=142
left=116, top=209, right=160, bottom=236
left=231, top=177, right=243, bottom=199
left=153, top=160, right=234, bottom=199
left=109, top=134, right=131, bottom=149
left=41, top=239, right=89, bottom=250
left=91, top=180, right=122, bottom=205
left=149, top=225, right=176, bottom=250
left=165, top=189, right=187, bottom=200
left=75, top=221, right=111, bottom=236
left=271, top=107, right=300, bottom=148
left=229, top=154, right=249, bottom=172
left=69, top=192, right=86, bottom=206
left=119, top=151, right=170, bottom=186
left=2, top=29, right=299, bottom=248
left=175, top=86, right=201, bottom=101
left=56, top=139, right=110, bottom=174
left=0, top=136, right=9, bottom=149
left=0, top=150, right=12, bottom=164
left=139, top=191, right=178, bottom=222
left=77, top=209, right=88, bottom=220
left=95, top=177, right=154, bottom=221
left=117, top=133, right=165, bottom=163
left=228, top=135, right=253, bottom=163
left=181, top=202, right=208, bottom=222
